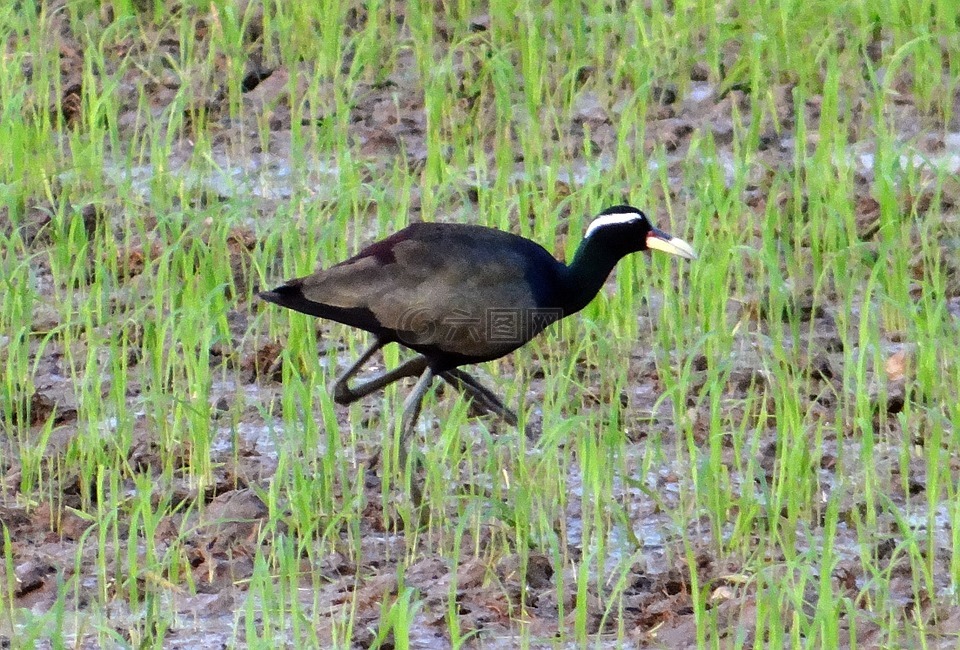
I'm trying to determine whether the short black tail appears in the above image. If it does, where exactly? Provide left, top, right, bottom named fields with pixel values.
left=256, top=282, right=326, bottom=318
left=256, top=285, right=293, bottom=306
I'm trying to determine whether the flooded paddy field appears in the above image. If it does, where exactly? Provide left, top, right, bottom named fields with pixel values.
left=2, top=1, right=960, bottom=647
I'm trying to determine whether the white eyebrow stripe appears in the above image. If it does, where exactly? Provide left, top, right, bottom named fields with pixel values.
left=584, top=211, right=643, bottom=238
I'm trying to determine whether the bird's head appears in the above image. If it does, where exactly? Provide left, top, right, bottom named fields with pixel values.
left=584, top=205, right=697, bottom=260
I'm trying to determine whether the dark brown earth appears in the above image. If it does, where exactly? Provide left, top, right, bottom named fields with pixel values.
left=4, top=3, right=960, bottom=649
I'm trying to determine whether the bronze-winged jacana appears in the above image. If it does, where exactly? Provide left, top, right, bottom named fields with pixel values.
left=259, top=205, right=695, bottom=478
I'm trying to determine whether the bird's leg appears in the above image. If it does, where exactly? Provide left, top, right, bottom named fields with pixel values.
left=396, top=366, right=435, bottom=509
left=343, top=355, right=429, bottom=402
left=332, top=339, right=384, bottom=404
left=353, top=355, right=430, bottom=470
left=440, top=368, right=518, bottom=427
left=334, top=347, right=428, bottom=405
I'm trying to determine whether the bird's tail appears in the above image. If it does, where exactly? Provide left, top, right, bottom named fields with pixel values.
left=256, top=281, right=328, bottom=318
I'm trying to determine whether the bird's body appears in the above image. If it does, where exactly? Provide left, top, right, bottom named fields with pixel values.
left=260, top=222, right=568, bottom=369
left=259, top=205, right=696, bottom=504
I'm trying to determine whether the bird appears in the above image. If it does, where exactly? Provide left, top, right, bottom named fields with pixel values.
left=259, top=205, right=696, bottom=491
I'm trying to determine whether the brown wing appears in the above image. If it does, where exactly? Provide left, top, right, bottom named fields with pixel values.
left=297, top=230, right=543, bottom=358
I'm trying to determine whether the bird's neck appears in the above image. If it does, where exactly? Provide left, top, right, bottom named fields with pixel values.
left=562, top=237, right=623, bottom=314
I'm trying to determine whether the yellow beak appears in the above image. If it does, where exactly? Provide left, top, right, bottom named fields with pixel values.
left=647, top=228, right=697, bottom=260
